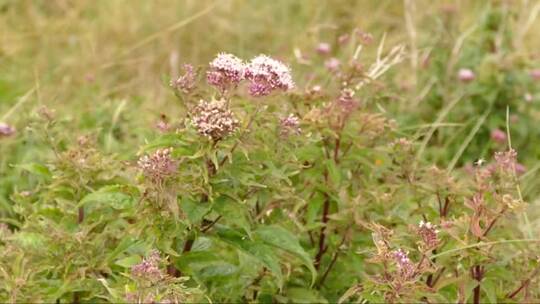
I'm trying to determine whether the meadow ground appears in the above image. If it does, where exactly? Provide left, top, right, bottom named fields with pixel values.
left=1, top=0, right=540, bottom=302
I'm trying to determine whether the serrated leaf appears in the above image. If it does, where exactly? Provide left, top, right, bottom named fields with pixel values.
left=253, top=225, right=317, bottom=286
left=78, top=185, right=134, bottom=210
left=213, top=196, right=251, bottom=234
left=181, top=196, right=211, bottom=225
left=215, top=226, right=284, bottom=288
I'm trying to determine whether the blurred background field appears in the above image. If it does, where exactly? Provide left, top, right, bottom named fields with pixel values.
left=3, top=0, right=540, bottom=202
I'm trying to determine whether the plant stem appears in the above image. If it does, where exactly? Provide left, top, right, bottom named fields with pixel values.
left=78, top=207, right=84, bottom=224
left=333, top=137, right=341, bottom=164
left=471, top=265, right=484, bottom=304
left=201, top=215, right=222, bottom=233
left=506, top=264, right=540, bottom=299
left=314, top=192, right=330, bottom=270
left=317, top=226, right=350, bottom=288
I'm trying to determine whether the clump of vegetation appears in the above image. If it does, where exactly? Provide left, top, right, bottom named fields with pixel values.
left=1, top=1, right=540, bottom=303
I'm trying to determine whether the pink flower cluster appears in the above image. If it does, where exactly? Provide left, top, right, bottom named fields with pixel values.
left=207, top=53, right=245, bottom=93
left=244, top=55, right=295, bottom=97
left=131, top=250, right=163, bottom=283
left=138, top=148, right=178, bottom=183
left=490, top=128, right=507, bottom=144
left=280, top=114, right=301, bottom=137
left=0, top=122, right=15, bottom=137
left=336, top=88, right=359, bottom=113
left=205, top=53, right=294, bottom=97
left=191, top=99, right=239, bottom=141
left=392, top=249, right=415, bottom=279
left=530, top=69, right=540, bottom=81
left=494, top=149, right=518, bottom=173
left=458, top=68, right=475, bottom=82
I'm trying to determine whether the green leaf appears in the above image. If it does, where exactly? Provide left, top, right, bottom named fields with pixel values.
left=325, top=159, right=341, bottom=186
left=12, top=231, right=46, bottom=250
left=285, top=287, right=328, bottom=303
left=213, top=196, right=251, bottom=234
left=115, top=255, right=141, bottom=268
left=481, top=279, right=497, bottom=304
left=181, top=196, right=211, bottom=225
left=79, top=185, right=134, bottom=210
left=215, top=226, right=284, bottom=288
left=106, top=237, right=138, bottom=263
left=253, top=225, right=317, bottom=286
left=198, top=262, right=238, bottom=279
left=17, top=163, right=51, bottom=179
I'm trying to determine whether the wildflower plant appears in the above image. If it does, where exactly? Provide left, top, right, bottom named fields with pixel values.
left=2, top=4, right=540, bottom=303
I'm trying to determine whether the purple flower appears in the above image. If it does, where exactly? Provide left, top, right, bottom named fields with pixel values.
left=515, top=163, right=526, bottom=175
left=206, top=53, right=245, bottom=93
left=0, top=122, right=15, bottom=137
left=316, top=42, right=331, bottom=55
left=530, top=69, right=540, bottom=81
left=245, top=55, right=294, bottom=97
left=280, top=114, right=301, bottom=137
left=325, top=57, right=341, bottom=72
left=138, top=148, right=178, bottom=183
left=458, top=68, right=475, bottom=82
left=392, top=249, right=415, bottom=279
left=490, top=128, right=507, bottom=144
left=191, top=99, right=239, bottom=141
left=131, top=250, right=163, bottom=283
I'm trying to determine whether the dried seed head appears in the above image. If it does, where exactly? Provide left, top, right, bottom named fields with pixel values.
left=138, top=148, right=178, bottom=183
left=245, top=55, right=294, bottom=97
left=417, top=221, right=440, bottom=249
left=0, top=122, right=15, bottom=137
left=191, top=99, right=239, bottom=141
left=207, top=53, right=245, bottom=92
left=280, top=114, right=301, bottom=137
left=171, top=64, right=197, bottom=94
